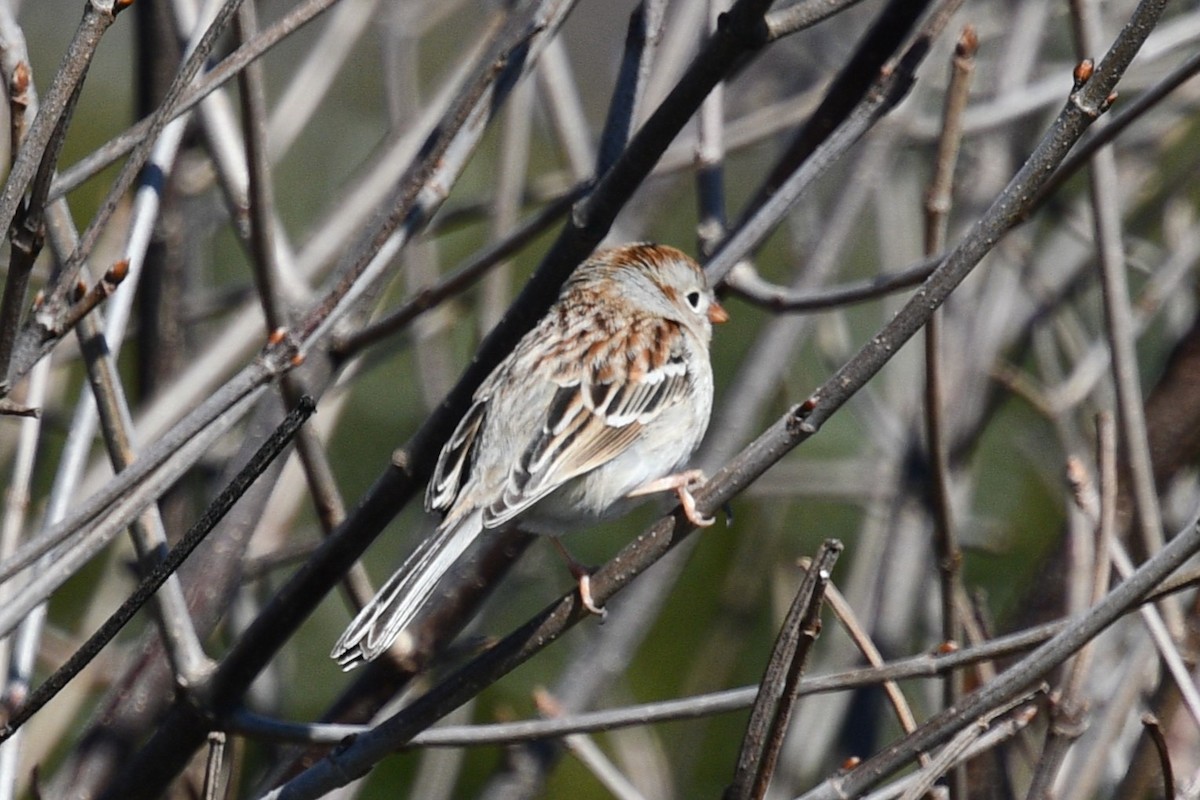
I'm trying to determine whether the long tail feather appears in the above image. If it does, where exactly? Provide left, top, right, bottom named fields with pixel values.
left=331, top=512, right=481, bottom=670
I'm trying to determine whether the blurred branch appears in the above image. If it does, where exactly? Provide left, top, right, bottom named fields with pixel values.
left=535, top=37, right=594, bottom=181
left=695, top=0, right=727, bottom=258
left=1024, top=414, right=1116, bottom=798
left=330, top=182, right=587, bottom=360
left=1108, top=539, right=1200, bottom=730
left=479, top=75, right=532, bottom=334
left=738, top=0, right=932, bottom=223
left=705, top=0, right=953, bottom=285
left=594, top=0, right=667, bottom=175
left=267, top=0, right=384, bottom=160
left=922, top=26, right=974, bottom=800
left=764, top=0, right=869, bottom=38
left=533, top=689, right=648, bottom=800
left=723, top=254, right=938, bottom=311
left=50, top=0, right=342, bottom=200
left=0, top=369, right=48, bottom=799
left=1070, top=0, right=1172, bottom=618
left=823, top=581, right=925, bottom=760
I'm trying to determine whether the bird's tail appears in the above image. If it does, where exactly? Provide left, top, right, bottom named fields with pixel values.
left=331, top=512, right=481, bottom=670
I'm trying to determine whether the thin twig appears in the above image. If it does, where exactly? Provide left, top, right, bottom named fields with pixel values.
left=860, top=702, right=1040, bottom=800
left=0, top=0, right=125, bottom=307
left=209, top=563, right=1200, bottom=748
left=1023, top=414, right=1117, bottom=799
left=798, top=506, right=1200, bottom=800
left=1031, top=45, right=1200, bottom=212
left=46, top=260, right=129, bottom=336
left=46, top=0, right=245, bottom=315
left=594, top=0, right=668, bottom=175
left=705, top=0, right=957, bottom=286
left=726, top=541, right=841, bottom=800
left=50, top=0, right=343, bottom=201
left=329, top=182, right=588, bottom=359
left=534, top=689, right=649, bottom=800
left=923, top=27, right=975, bottom=800
left=1140, top=713, right=1176, bottom=800
left=723, top=254, right=940, bottom=311
left=823, top=581, right=927, bottom=764
left=764, top=0, right=871, bottom=39
left=1069, top=0, right=1176, bottom=636
left=899, top=693, right=1045, bottom=800
left=694, top=0, right=727, bottom=258
left=0, top=396, right=314, bottom=742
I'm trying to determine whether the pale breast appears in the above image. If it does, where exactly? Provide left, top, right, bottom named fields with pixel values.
left=518, top=334, right=713, bottom=535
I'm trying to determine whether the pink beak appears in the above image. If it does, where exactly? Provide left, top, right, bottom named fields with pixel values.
left=708, top=300, right=729, bottom=324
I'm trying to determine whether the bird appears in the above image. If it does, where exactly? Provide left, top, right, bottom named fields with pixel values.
left=331, top=243, right=727, bottom=670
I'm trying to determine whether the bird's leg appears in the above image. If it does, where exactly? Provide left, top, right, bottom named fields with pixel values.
left=627, top=469, right=715, bottom=527
left=551, top=537, right=607, bottom=619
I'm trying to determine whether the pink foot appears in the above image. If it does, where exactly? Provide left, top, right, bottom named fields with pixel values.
left=552, top=538, right=607, bottom=618
left=628, top=469, right=715, bottom=527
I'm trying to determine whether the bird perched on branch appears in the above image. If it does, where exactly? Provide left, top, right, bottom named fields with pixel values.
left=332, top=243, right=727, bottom=670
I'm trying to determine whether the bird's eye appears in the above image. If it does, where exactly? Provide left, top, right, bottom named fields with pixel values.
left=685, top=291, right=703, bottom=309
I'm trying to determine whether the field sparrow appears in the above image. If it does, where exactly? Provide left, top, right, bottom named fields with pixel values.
left=332, top=243, right=727, bottom=669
